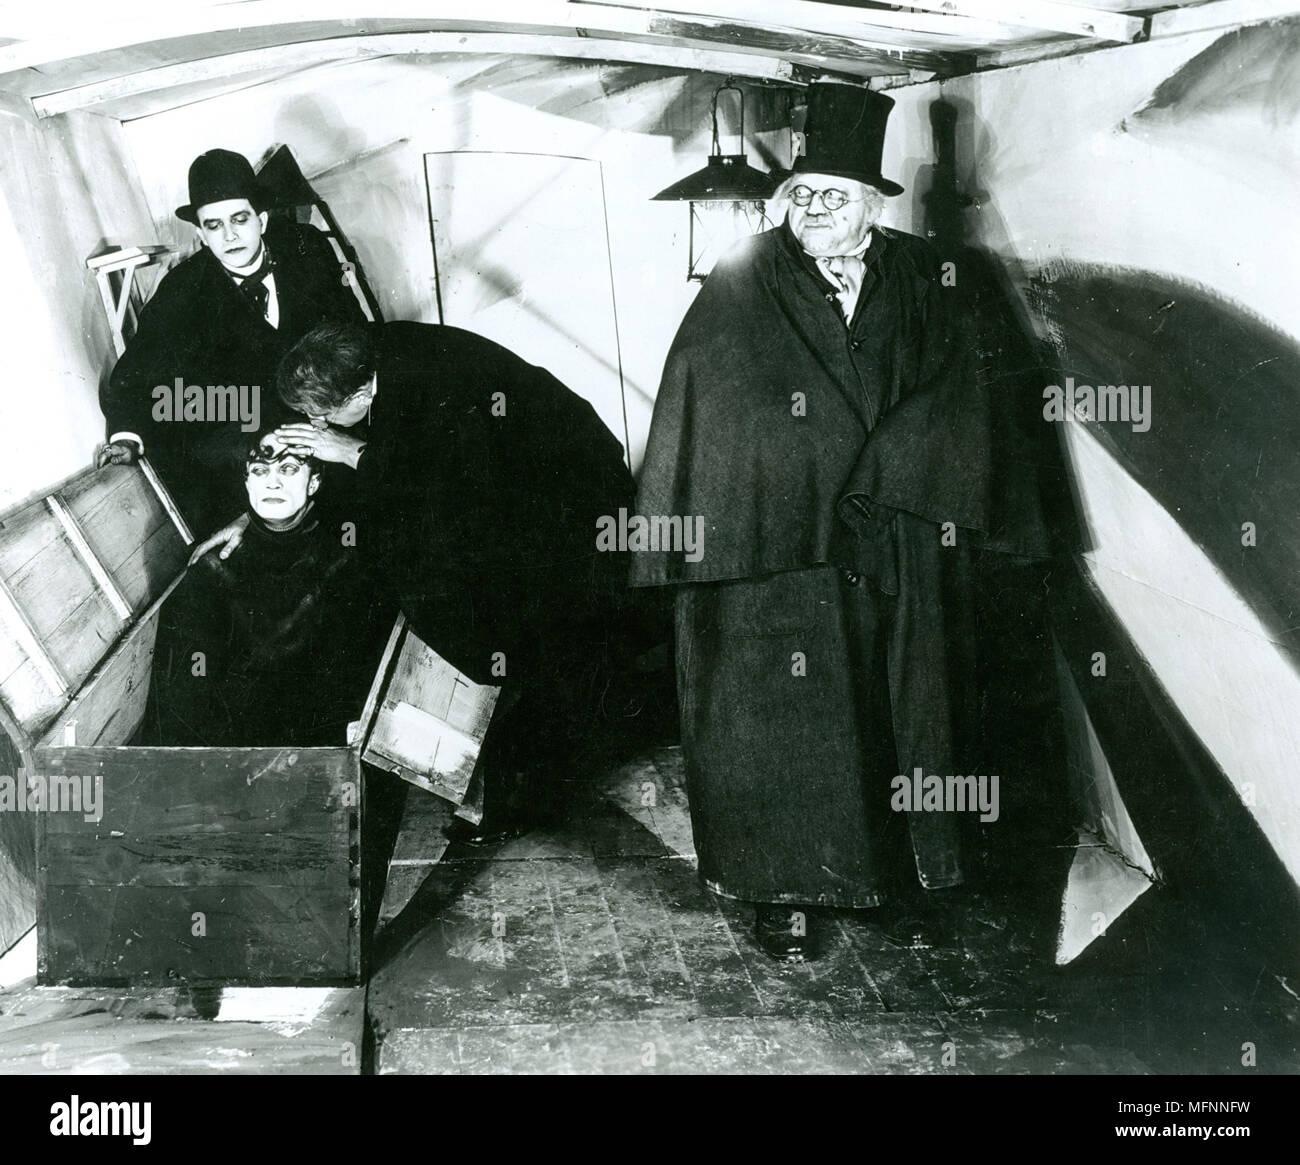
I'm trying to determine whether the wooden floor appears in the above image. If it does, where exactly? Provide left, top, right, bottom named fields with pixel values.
left=2, top=741, right=1296, bottom=1075
left=366, top=746, right=1300, bottom=1075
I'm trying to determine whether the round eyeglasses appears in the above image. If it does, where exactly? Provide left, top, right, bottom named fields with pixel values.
left=788, top=185, right=862, bottom=211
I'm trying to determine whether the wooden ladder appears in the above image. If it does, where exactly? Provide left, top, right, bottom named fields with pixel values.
left=85, top=244, right=170, bottom=359
left=256, top=143, right=384, bottom=323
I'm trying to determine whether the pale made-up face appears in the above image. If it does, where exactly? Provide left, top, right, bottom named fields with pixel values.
left=785, top=175, right=883, bottom=258
left=245, top=455, right=320, bottom=523
left=196, top=198, right=269, bottom=270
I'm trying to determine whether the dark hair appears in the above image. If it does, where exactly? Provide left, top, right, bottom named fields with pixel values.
left=276, top=321, right=375, bottom=415
left=245, top=440, right=319, bottom=475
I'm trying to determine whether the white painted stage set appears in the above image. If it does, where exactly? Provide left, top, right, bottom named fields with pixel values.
left=0, top=1, right=1298, bottom=1074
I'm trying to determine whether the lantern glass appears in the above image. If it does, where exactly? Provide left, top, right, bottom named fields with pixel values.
left=688, top=199, right=771, bottom=282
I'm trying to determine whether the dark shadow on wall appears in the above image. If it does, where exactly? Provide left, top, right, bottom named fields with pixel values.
left=1027, top=268, right=1300, bottom=659
left=915, top=95, right=1300, bottom=973
left=911, top=97, right=1081, bottom=890
left=268, top=95, right=402, bottom=321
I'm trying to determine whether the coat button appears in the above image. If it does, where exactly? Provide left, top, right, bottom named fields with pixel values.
left=842, top=570, right=861, bottom=586
left=850, top=339, right=861, bottom=350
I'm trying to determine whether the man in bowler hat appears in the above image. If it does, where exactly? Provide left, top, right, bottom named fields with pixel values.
left=631, top=84, right=1056, bottom=960
left=99, top=148, right=365, bottom=533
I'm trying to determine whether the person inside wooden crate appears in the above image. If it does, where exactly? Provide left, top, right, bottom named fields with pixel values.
left=134, top=432, right=390, bottom=746
left=192, top=319, right=671, bottom=841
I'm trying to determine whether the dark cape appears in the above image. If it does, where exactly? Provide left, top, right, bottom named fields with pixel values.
left=135, top=507, right=391, bottom=747
left=353, top=322, right=640, bottom=690
left=103, top=218, right=367, bottom=535
left=631, top=220, right=1054, bottom=590
left=630, top=221, right=1059, bottom=906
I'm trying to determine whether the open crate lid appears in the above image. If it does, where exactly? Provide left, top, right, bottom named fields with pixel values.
left=0, top=461, right=190, bottom=755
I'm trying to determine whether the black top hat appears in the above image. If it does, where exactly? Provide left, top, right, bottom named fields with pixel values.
left=175, top=149, right=268, bottom=224
left=792, top=84, right=904, bottom=197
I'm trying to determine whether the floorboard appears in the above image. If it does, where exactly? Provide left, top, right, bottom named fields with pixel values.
left=368, top=745, right=1300, bottom=1075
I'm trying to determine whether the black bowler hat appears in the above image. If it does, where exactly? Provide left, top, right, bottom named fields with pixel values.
left=792, top=83, right=904, bottom=197
left=175, top=149, right=267, bottom=223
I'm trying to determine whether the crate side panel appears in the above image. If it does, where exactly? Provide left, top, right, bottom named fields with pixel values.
left=39, top=613, right=160, bottom=749
left=361, top=630, right=499, bottom=806
left=36, top=746, right=356, bottom=985
left=42, top=884, right=353, bottom=984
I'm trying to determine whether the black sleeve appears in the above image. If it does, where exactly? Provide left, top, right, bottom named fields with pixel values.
left=138, top=558, right=234, bottom=745
left=101, top=265, right=199, bottom=443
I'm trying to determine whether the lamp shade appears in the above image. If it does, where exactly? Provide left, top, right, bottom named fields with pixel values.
left=652, top=154, right=776, bottom=202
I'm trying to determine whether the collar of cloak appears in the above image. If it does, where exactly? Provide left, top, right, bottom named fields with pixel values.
left=629, top=221, right=1055, bottom=588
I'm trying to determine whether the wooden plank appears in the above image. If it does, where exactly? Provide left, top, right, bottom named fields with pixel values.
left=974, top=32, right=1123, bottom=71
left=353, top=615, right=405, bottom=746
left=1151, top=0, right=1300, bottom=38
left=41, top=827, right=350, bottom=888
left=0, top=734, right=36, bottom=960
left=55, top=464, right=136, bottom=538
left=703, top=0, right=1051, bottom=42
left=975, top=0, right=1300, bottom=71
left=0, top=609, right=38, bottom=698
left=59, top=465, right=188, bottom=612
left=377, top=790, right=454, bottom=930
left=85, top=245, right=168, bottom=271
left=46, top=497, right=131, bottom=621
left=34, top=746, right=358, bottom=985
left=0, top=494, right=63, bottom=578
left=0, top=502, right=123, bottom=693
left=374, top=1010, right=1153, bottom=1074
left=107, top=521, right=190, bottom=616
left=38, top=609, right=162, bottom=749
left=137, top=458, right=193, bottom=546
left=0, top=984, right=364, bottom=1074
left=594, top=0, right=1091, bottom=45
left=32, top=30, right=808, bottom=117
left=0, top=2, right=960, bottom=75
left=375, top=1014, right=904, bottom=1074
left=650, top=16, right=963, bottom=70
left=36, top=746, right=355, bottom=838
left=0, top=841, right=35, bottom=961
left=42, top=886, right=354, bottom=985
left=825, top=0, right=1146, bottom=43
left=362, top=628, right=500, bottom=806
left=0, top=586, right=65, bottom=728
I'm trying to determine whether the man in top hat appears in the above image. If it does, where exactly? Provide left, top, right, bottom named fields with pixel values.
left=630, top=83, right=1056, bottom=960
left=99, top=148, right=366, bottom=533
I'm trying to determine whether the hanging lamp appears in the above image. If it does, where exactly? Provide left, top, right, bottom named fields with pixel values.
left=652, top=80, right=776, bottom=282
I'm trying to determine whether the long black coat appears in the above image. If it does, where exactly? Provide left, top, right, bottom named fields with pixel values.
left=631, top=222, right=1056, bottom=905
left=354, top=322, right=637, bottom=689
left=103, top=219, right=366, bottom=533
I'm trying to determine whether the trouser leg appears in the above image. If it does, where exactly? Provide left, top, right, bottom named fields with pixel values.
left=474, top=625, right=613, bottom=828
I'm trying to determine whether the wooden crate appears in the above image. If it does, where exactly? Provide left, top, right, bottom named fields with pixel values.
left=0, top=462, right=499, bottom=987
left=0, top=463, right=191, bottom=959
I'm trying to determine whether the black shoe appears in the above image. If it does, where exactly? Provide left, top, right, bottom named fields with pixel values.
left=873, top=890, right=963, bottom=951
left=444, top=815, right=528, bottom=847
left=753, top=903, right=817, bottom=962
